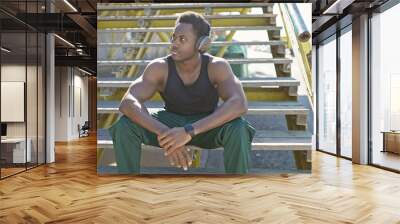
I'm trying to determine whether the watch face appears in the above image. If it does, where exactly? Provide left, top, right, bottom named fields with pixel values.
left=185, top=124, right=194, bottom=137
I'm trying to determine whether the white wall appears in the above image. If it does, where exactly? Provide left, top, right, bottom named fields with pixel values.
left=72, top=72, right=89, bottom=138
left=54, top=67, right=89, bottom=141
left=55, top=66, right=68, bottom=141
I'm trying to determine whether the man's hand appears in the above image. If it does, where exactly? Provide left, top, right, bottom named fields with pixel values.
left=158, top=127, right=192, bottom=156
left=166, top=146, right=192, bottom=171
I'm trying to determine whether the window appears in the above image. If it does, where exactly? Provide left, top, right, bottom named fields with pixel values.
left=339, top=26, right=352, bottom=158
left=317, top=35, right=337, bottom=154
left=370, top=3, right=400, bottom=171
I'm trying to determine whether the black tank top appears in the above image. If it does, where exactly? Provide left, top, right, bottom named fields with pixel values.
left=159, top=53, right=219, bottom=115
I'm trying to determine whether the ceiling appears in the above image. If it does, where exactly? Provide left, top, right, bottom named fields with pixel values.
left=0, top=0, right=97, bottom=74
left=1, top=0, right=396, bottom=75
left=311, top=0, right=390, bottom=43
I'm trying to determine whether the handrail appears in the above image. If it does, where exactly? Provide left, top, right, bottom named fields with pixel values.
left=278, top=3, right=313, bottom=111
left=286, top=4, right=311, bottom=42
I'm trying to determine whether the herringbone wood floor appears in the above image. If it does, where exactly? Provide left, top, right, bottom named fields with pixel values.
left=0, top=134, right=399, bottom=224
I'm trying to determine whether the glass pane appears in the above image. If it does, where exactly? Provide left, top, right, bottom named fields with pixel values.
left=371, top=4, right=400, bottom=171
left=0, top=1, right=46, bottom=178
left=340, top=28, right=352, bottom=158
left=1, top=27, right=27, bottom=177
left=318, top=36, right=337, bottom=154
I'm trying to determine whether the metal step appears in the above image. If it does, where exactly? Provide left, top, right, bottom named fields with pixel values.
left=97, top=3, right=274, bottom=11
left=97, top=100, right=309, bottom=116
left=98, top=128, right=311, bottom=142
left=98, top=58, right=292, bottom=66
left=98, top=26, right=282, bottom=33
left=97, top=77, right=300, bottom=88
left=97, top=128, right=312, bottom=169
left=97, top=140, right=312, bottom=151
left=98, top=40, right=285, bottom=48
left=98, top=14, right=276, bottom=21
left=98, top=17, right=277, bottom=29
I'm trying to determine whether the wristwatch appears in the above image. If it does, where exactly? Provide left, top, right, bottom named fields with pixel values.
left=184, top=124, right=195, bottom=138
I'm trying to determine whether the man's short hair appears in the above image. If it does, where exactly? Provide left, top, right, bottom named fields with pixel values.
left=176, top=11, right=211, bottom=38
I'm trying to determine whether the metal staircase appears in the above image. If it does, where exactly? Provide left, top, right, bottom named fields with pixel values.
left=97, top=3, right=312, bottom=174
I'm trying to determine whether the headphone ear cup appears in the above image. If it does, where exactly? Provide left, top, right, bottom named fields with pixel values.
left=197, top=36, right=211, bottom=51
left=196, top=36, right=204, bottom=50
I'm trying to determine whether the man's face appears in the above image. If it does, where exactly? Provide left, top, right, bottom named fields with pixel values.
left=170, top=22, right=198, bottom=62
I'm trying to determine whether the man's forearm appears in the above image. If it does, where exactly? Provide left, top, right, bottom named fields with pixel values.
left=119, top=99, right=169, bottom=136
left=192, top=98, right=247, bottom=135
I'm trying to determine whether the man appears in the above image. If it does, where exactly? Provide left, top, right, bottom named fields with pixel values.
left=109, top=11, right=256, bottom=174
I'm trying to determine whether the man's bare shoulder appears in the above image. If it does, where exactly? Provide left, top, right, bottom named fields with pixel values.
left=207, top=55, right=229, bottom=68
left=146, top=57, right=168, bottom=73
left=206, top=54, right=234, bottom=83
left=142, top=57, right=168, bottom=83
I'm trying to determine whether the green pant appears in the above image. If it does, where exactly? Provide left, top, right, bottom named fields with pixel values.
left=108, top=110, right=256, bottom=174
